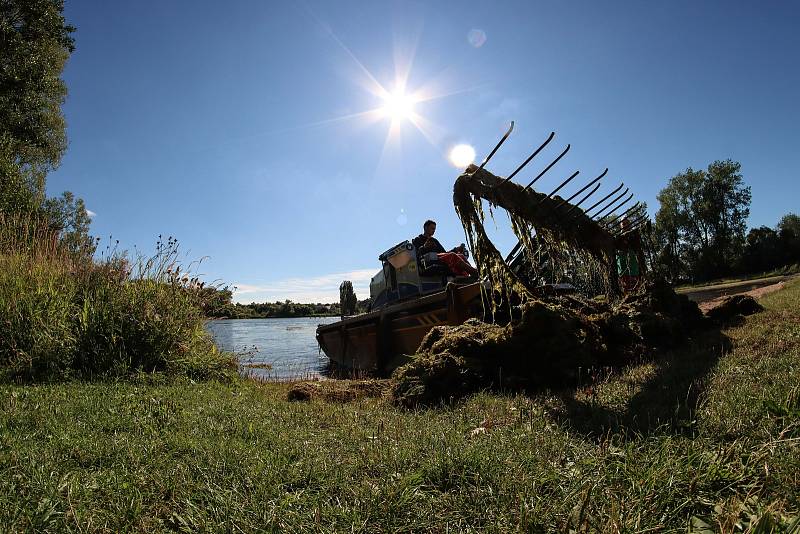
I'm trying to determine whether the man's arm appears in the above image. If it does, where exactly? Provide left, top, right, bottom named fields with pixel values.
left=419, top=237, right=445, bottom=255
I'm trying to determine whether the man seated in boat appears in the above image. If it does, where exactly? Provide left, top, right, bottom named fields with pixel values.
left=412, top=220, right=479, bottom=277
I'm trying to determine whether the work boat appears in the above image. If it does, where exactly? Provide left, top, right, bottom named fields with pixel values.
left=315, top=240, right=483, bottom=375
left=317, top=122, right=647, bottom=376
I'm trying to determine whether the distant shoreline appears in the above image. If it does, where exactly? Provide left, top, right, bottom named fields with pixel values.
left=206, top=314, right=340, bottom=320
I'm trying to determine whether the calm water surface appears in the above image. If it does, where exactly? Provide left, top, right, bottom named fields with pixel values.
left=206, top=317, right=339, bottom=379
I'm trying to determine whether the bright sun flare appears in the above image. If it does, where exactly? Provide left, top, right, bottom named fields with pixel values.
left=380, top=90, right=416, bottom=122
left=449, top=144, right=476, bottom=168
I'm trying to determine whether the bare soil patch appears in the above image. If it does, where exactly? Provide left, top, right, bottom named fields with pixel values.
left=698, top=280, right=786, bottom=313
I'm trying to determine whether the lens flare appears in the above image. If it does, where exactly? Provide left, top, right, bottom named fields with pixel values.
left=449, top=144, right=476, bottom=168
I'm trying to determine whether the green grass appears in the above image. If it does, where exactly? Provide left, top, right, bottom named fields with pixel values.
left=1, top=282, right=799, bottom=531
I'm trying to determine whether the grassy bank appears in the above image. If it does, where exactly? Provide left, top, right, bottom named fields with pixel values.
left=0, top=216, right=237, bottom=382
left=1, top=283, right=799, bottom=531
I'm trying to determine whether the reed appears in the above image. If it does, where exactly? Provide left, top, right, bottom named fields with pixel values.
left=0, top=213, right=236, bottom=381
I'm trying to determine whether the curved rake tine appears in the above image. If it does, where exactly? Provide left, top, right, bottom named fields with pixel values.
left=563, top=181, right=603, bottom=217
left=504, top=241, right=523, bottom=264
left=524, top=144, right=570, bottom=190
left=594, top=192, right=633, bottom=221
left=595, top=192, right=634, bottom=221
left=603, top=202, right=643, bottom=229
left=479, top=121, right=514, bottom=170
left=555, top=168, right=607, bottom=211
left=506, top=169, right=587, bottom=262
left=611, top=210, right=648, bottom=232
left=533, top=170, right=581, bottom=222
left=584, top=184, right=625, bottom=217
left=626, top=213, right=650, bottom=228
left=616, top=216, right=649, bottom=237
left=609, top=205, right=646, bottom=230
left=544, top=170, right=580, bottom=200
left=496, top=131, right=555, bottom=188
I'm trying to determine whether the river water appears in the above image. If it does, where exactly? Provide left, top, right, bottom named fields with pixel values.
left=206, top=317, right=339, bottom=379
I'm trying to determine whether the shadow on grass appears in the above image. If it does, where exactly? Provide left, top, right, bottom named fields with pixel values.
left=549, top=327, right=732, bottom=437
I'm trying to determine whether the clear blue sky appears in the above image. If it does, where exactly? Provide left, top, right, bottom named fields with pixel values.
left=50, top=0, right=800, bottom=303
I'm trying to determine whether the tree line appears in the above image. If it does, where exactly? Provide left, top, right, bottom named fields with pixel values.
left=201, top=287, right=370, bottom=319
left=650, top=159, right=799, bottom=283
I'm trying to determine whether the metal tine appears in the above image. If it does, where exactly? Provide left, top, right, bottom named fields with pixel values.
left=555, top=168, right=607, bottom=211
left=584, top=184, right=626, bottom=217
left=504, top=241, right=524, bottom=264
left=616, top=217, right=649, bottom=237
left=524, top=144, right=570, bottom=190
left=609, top=212, right=646, bottom=236
left=563, top=181, right=603, bottom=217
left=625, top=212, right=650, bottom=229
left=503, top=169, right=584, bottom=263
left=504, top=170, right=591, bottom=263
left=531, top=170, right=581, bottom=223
left=594, top=192, right=634, bottom=221
left=582, top=183, right=624, bottom=216
left=478, top=121, right=514, bottom=170
left=543, top=170, right=580, bottom=202
left=496, top=131, right=555, bottom=188
left=603, top=202, right=644, bottom=228
left=609, top=213, right=649, bottom=235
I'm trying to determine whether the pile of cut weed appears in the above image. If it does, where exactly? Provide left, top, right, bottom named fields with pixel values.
left=391, top=281, right=706, bottom=408
left=287, top=378, right=390, bottom=402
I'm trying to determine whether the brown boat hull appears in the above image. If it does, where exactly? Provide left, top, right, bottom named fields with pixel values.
left=316, top=282, right=482, bottom=375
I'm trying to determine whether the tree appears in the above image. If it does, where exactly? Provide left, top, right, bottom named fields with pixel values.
left=1, top=1, right=95, bottom=259
left=41, top=191, right=95, bottom=259
left=778, top=213, right=800, bottom=238
left=653, top=160, right=751, bottom=281
left=777, top=213, right=800, bottom=264
left=653, top=182, right=685, bottom=280
left=339, top=281, right=357, bottom=317
left=0, top=158, right=38, bottom=213
left=739, top=226, right=781, bottom=274
left=1, top=0, right=75, bottom=207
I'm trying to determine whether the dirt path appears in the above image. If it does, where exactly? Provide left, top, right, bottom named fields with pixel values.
left=679, top=274, right=797, bottom=309
left=689, top=277, right=792, bottom=313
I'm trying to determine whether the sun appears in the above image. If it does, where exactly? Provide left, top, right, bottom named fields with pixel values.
left=380, top=90, right=416, bottom=122
left=294, top=22, right=474, bottom=167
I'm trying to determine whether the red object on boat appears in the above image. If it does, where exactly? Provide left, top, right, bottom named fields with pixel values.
left=436, top=253, right=472, bottom=276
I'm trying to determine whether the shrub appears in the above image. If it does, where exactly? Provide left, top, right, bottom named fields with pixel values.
left=0, top=253, right=77, bottom=379
left=0, top=214, right=237, bottom=382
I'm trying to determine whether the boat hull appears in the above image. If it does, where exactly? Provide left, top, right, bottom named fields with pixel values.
left=316, top=282, right=482, bottom=375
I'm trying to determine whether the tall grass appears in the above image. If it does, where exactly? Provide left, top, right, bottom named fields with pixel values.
left=0, top=213, right=236, bottom=381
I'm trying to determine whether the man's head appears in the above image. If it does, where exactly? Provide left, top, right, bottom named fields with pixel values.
left=423, top=219, right=436, bottom=237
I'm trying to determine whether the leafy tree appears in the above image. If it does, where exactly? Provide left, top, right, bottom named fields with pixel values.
left=777, top=213, right=800, bottom=264
left=778, top=213, right=800, bottom=239
left=339, top=280, right=357, bottom=317
left=0, top=158, right=37, bottom=212
left=739, top=226, right=781, bottom=274
left=653, top=183, right=685, bottom=280
left=1, top=0, right=75, bottom=207
left=41, top=190, right=94, bottom=259
left=1, top=1, right=95, bottom=260
left=653, top=160, right=751, bottom=281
